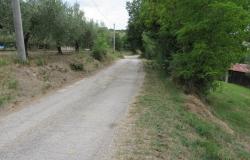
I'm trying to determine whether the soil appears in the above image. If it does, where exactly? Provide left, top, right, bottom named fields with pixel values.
left=185, top=95, right=234, bottom=135
left=0, top=52, right=113, bottom=116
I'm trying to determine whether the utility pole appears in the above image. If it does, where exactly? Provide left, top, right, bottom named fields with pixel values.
left=113, top=24, right=116, bottom=53
left=12, top=0, right=27, bottom=62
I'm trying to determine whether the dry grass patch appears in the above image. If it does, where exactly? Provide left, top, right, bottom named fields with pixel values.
left=0, top=51, right=118, bottom=113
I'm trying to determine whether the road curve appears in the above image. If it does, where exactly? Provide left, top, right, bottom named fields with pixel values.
left=0, top=56, right=144, bottom=160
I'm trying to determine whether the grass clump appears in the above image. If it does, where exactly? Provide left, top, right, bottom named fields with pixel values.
left=0, top=95, right=11, bottom=107
left=0, top=58, right=9, bottom=66
left=35, top=57, right=47, bottom=66
left=8, top=79, right=18, bottom=90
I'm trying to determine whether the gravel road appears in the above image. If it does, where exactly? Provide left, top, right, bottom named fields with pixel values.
left=0, top=56, right=144, bottom=160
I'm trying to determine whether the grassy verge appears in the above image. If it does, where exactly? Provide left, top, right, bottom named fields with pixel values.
left=208, top=82, right=250, bottom=136
left=115, top=62, right=250, bottom=160
left=0, top=50, right=121, bottom=109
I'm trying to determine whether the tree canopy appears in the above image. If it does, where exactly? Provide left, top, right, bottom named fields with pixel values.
left=0, top=0, right=113, bottom=57
left=127, top=0, right=250, bottom=95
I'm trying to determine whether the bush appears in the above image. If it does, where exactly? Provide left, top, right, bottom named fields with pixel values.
left=170, top=43, right=229, bottom=95
left=92, top=32, right=108, bottom=61
left=142, top=32, right=158, bottom=59
left=92, top=48, right=107, bottom=61
left=70, top=63, right=84, bottom=71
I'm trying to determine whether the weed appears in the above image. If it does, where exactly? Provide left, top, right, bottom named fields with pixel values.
left=0, top=95, right=11, bottom=107
left=14, top=58, right=30, bottom=65
left=43, top=81, right=51, bottom=90
left=8, top=79, right=18, bottom=90
left=0, top=58, right=9, bottom=66
left=35, top=57, right=46, bottom=66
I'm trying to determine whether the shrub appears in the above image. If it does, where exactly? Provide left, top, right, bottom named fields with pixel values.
left=70, top=63, right=84, bottom=71
left=92, top=32, right=108, bottom=61
left=142, top=32, right=158, bottom=59
left=170, top=43, right=235, bottom=95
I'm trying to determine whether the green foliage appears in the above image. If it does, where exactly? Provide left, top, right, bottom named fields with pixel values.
left=0, top=95, right=11, bottom=107
left=126, top=0, right=144, bottom=52
left=0, top=58, right=9, bottom=67
left=114, top=33, right=122, bottom=51
left=127, top=0, right=250, bottom=94
left=128, top=64, right=250, bottom=159
left=208, top=82, right=250, bottom=135
left=142, top=32, right=158, bottom=59
left=70, top=63, right=84, bottom=71
left=0, top=0, right=111, bottom=56
left=92, top=31, right=109, bottom=61
left=170, top=43, right=221, bottom=94
left=8, top=79, right=18, bottom=90
left=0, top=0, right=13, bottom=32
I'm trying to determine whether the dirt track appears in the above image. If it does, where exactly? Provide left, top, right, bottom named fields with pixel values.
left=0, top=56, right=144, bottom=160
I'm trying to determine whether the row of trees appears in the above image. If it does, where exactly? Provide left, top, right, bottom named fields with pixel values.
left=126, top=0, right=250, bottom=95
left=0, top=0, right=114, bottom=58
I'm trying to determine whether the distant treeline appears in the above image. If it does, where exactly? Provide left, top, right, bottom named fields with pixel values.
left=0, top=0, right=128, bottom=57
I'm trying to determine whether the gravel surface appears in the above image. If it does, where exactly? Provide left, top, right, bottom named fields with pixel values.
left=0, top=56, right=144, bottom=160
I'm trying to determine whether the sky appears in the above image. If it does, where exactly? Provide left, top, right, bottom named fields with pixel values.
left=68, top=0, right=130, bottom=30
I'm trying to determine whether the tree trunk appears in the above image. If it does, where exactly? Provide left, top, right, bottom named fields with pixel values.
left=57, top=42, right=63, bottom=55
left=24, top=32, right=30, bottom=58
left=75, top=41, right=79, bottom=53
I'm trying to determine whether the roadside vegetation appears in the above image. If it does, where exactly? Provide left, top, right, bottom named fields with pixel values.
left=0, top=0, right=127, bottom=111
left=122, top=1, right=250, bottom=158
left=114, top=62, right=250, bottom=160
left=0, top=50, right=122, bottom=111
left=126, top=0, right=250, bottom=95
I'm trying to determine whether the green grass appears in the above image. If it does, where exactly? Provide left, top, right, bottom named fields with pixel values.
left=8, top=79, right=18, bottom=90
left=0, top=57, right=10, bottom=67
left=0, top=95, right=11, bottom=107
left=35, top=57, right=47, bottom=66
left=208, top=82, right=250, bottom=136
left=118, top=63, right=250, bottom=160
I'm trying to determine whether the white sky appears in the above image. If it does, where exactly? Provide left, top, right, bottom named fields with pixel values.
left=67, top=0, right=130, bottom=30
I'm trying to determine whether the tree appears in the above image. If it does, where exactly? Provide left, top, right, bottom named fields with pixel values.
left=34, top=0, right=69, bottom=54
left=83, top=20, right=98, bottom=49
left=21, top=0, right=39, bottom=57
left=1, top=0, right=113, bottom=58
left=127, top=0, right=250, bottom=95
left=126, top=0, right=144, bottom=52
left=67, top=3, right=86, bottom=52
left=92, top=27, right=109, bottom=61
left=0, top=0, right=13, bottom=34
